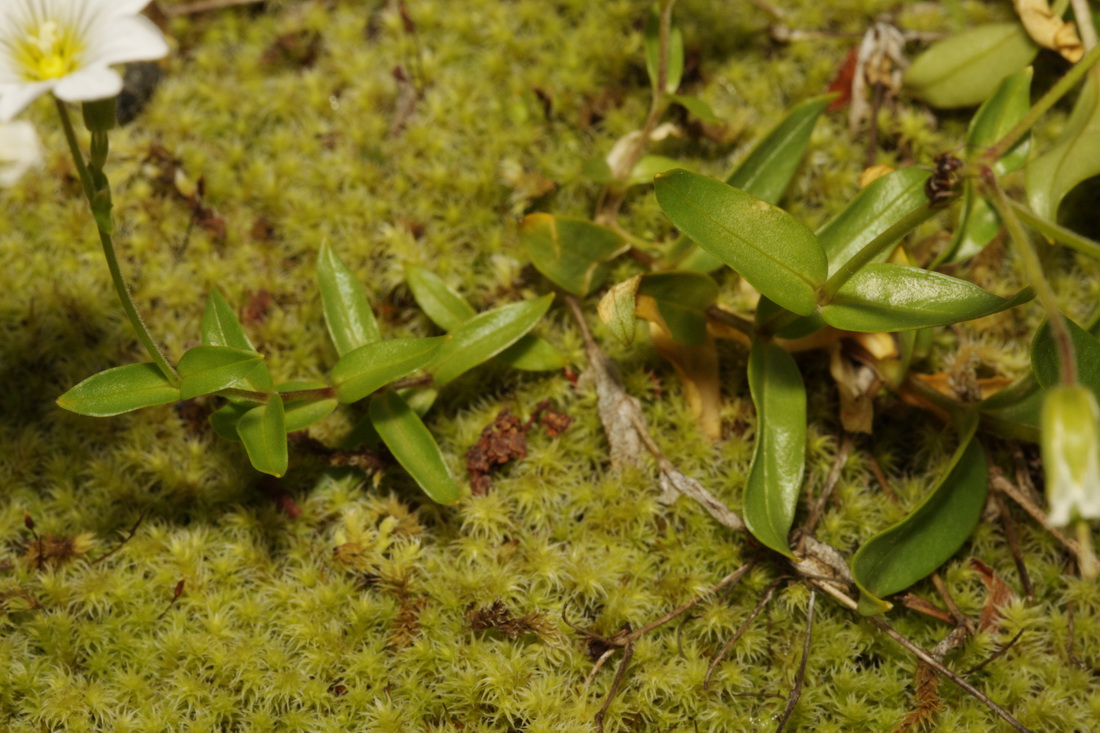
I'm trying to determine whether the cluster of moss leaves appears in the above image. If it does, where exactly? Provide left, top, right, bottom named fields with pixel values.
left=2, top=0, right=1099, bottom=730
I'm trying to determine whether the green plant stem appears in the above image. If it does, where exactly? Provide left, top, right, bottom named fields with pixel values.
left=1009, top=199, right=1100, bottom=260
left=982, top=41, right=1100, bottom=164
left=1077, top=521, right=1099, bottom=579
left=56, top=99, right=180, bottom=386
left=982, top=171, right=1076, bottom=385
left=818, top=202, right=940, bottom=303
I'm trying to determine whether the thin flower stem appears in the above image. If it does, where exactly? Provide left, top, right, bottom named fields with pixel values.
left=1075, top=521, right=1098, bottom=579
left=982, top=41, right=1100, bottom=164
left=56, top=100, right=180, bottom=386
left=982, top=170, right=1076, bottom=385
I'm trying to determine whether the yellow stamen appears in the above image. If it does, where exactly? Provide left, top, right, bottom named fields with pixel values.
left=16, top=20, right=82, bottom=81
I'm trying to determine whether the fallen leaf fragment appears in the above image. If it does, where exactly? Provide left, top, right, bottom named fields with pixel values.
left=1014, top=0, right=1083, bottom=62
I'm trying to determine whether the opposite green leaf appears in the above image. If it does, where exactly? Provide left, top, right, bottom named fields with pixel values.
left=200, top=290, right=274, bottom=394
left=210, top=402, right=249, bottom=441
left=1027, top=65, right=1100, bottom=222
left=277, top=382, right=339, bottom=433
left=405, top=264, right=477, bottom=332
left=637, top=271, right=719, bottom=345
left=177, top=346, right=264, bottom=400
left=57, top=363, right=180, bottom=417
left=430, top=295, right=555, bottom=385
left=520, top=214, right=627, bottom=297
left=644, top=2, right=683, bottom=93
left=743, top=340, right=807, bottom=558
left=904, top=23, right=1037, bottom=108
left=318, top=241, right=381, bottom=357
left=820, top=264, right=1033, bottom=332
left=655, top=169, right=826, bottom=316
left=330, top=337, right=444, bottom=404
left=370, top=390, right=460, bottom=504
left=237, top=394, right=288, bottom=477
left=852, top=418, right=986, bottom=615
left=496, top=335, right=567, bottom=371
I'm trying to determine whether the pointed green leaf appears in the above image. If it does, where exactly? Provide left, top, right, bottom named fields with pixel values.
left=177, top=346, right=264, bottom=400
left=904, top=23, right=1037, bottom=108
left=277, top=381, right=338, bottom=433
left=852, top=419, right=987, bottom=615
left=1031, top=317, right=1100, bottom=398
left=237, top=394, right=288, bottom=477
left=820, top=264, right=1033, bottom=332
left=743, top=340, right=807, bottom=558
left=318, top=242, right=381, bottom=357
left=496, top=335, right=567, bottom=371
left=979, top=375, right=1042, bottom=442
left=628, top=155, right=684, bottom=187
left=817, top=167, right=931, bottom=277
left=201, top=289, right=256, bottom=351
left=637, top=271, right=719, bottom=345
left=668, top=94, right=721, bottom=124
left=370, top=390, right=459, bottom=504
left=330, top=337, right=444, bottom=404
left=520, top=213, right=627, bottom=297
left=1027, top=66, right=1100, bottom=221
left=57, top=363, right=180, bottom=417
left=405, top=264, right=477, bottom=332
left=210, top=402, right=249, bottom=441
left=430, top=294, right=555, bottom=385
left=644, top=3, right=683, bottom=93
left=655, top=169, right=826, bottom=315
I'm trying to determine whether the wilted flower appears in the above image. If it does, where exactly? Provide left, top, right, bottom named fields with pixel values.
left=0, top=0, right=168, bottom=122
left=1041, top=384, right=1100, bottom=526
left=0, top=119, right=42, bottom=186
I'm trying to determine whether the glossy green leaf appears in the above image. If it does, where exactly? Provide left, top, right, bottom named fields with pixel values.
left=743, top=340, right=807, bottom=558
left=655, top=169, right=826, bottom=315
left=629, top=155, right=683, bottom=187
left=1031, top=317, right=1100, bottom=398
left=370, top=390, right=459, bottom=504
left=979, top=375, right=1042, bottom=442
left=904, top=23, right=1037, bottom=108
left=944, top=69, right=1033, bottom=264
left=430, top=294, right=555, bottom=385
left=637, top=271, right=719, bottom=345
left=520, top=213, right=627, bottom=297
left=277, top=381, right=339, bottom=433
left=852, top=418, right=987, bottom=615
left=330, top=337, right=444, bottom=404
left=237, top=394, right=288, bottom=477
left=318, top=241, right=381, bottom=357
left=209, top=402, right=249, bottom=441
left=405, top=264, right=477, bottom=332
left=57, top=363, right=180, bottom=417
left=177, top=346, right=264, bottom=400
left=817, top=167, right=931, bottom=277
left=405, top=264, right=564, bottom=372
left=668, top=94, right=721, bottom=124
left=668, top=96, right=831, bottom=274
left=644, top=3, right=683, bottom=93
left=200, top=290, right=274, bottom=394
left=1027, top=66, right=1100, bottom=221
left=820, top=264, right=1032, bottom=332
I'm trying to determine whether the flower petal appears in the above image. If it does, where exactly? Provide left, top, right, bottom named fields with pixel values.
left=102, top=0, right=155, bottom=16
left=82, top=15, right=168, bottom=67
left=0, top=81, right=54, bottom=123
left=53, top=66, right=122, bottom=103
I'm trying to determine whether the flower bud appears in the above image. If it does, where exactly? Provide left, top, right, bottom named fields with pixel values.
left=82, top=98, right=116, bottom=133
left=1041, top=384, right=1100, bottom=525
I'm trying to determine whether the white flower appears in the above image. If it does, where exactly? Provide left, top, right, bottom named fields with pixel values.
left=1042, top=384, right=1100, bottom=525
left=0, top=0, right=168, bottom=122
left=0, top=119, right=43, bottom=186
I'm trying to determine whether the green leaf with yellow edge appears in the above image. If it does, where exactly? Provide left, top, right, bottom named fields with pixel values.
left=943, top=69, right=1033, bottom=264
left=655, top=169, right=826, bottom=316
left=636, top=271, right=718, bottom=346
left=904, top=23, right=1037, bottom=108
left=852, top=416, right=986, bottom=615
left=237, top=394, right=288, bottom=477
left=743, top=340, right=807, bottom=558
left=330, top=337, right=444, bottom=404
left=57, top=363, right=180, bottom=417
left=817, top=167, right=931, bottom=277
left=598, top=275, right=643, bottom=346
left=200, top=290, right=274, bottom=394
left=1027, top=65, right=1100, bottom=221
left=277, top=381, right=339, bottom=433
left=405, top=264, right=565, bottom=372
left=370, top=390, right=459, bottom=504
left=674, top=95, right=832, bottom=273
left=430, top=295, right=555, bottom=385
left=177, top=346, right=264, bottom=400
left=820, top=264, right=1033, bottom=332
left=520, top=213, right=627, bottom=297
left=644, top=2, right=683, bottom=93
left=318, top=241, right=381, bottom=357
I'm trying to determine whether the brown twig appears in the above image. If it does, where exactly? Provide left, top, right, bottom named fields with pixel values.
left=931, top=572, right=975, bottom=635
left=963, top=630, right=1025, bottom=676
left=705, top=577, right=784, bottom=689
left=802, top=433, right=854, bottom=537
left=867, top=449, right=900, bottom=503
left=775, top=589, right=816, bottom=733
left=991, top=467, right=1094, bottom=568
left=1066, top=602, right=1089, bottom=672
left=594, top=641, right=635, bottom=733
left=993, top=491, right=1034, bottom=600
left=89, top=511, right=147, bottom=566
